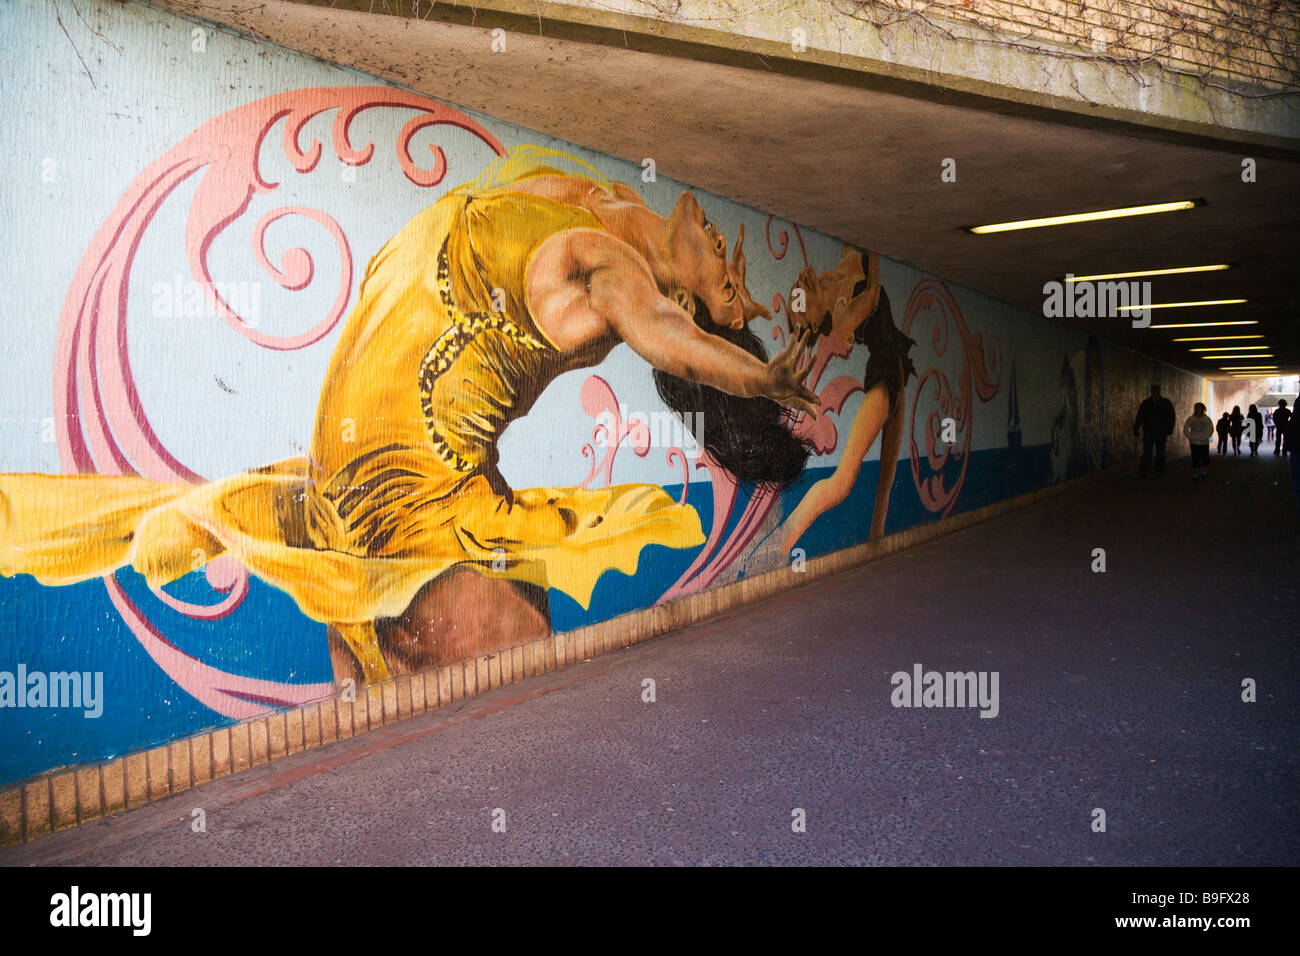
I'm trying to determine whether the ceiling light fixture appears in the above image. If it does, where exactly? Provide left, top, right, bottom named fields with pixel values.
left=1148, top=321, right=1259, bottom=329
left=1190, top=346, right=1269, bottom=352
left=1116, top=299, right=1246, bottom=311
left=965, top=199, right=1201, bottom=234
left=1171, top=335, right=1263, bottom=342
left=1069, top=264, right=1230, bottom=281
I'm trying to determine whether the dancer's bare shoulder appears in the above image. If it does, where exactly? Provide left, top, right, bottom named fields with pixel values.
left=507, top=174, right=644, bottom=218
left=525, top=227, right=658, bottom=353
left=506, top=173, right=600, bottom=206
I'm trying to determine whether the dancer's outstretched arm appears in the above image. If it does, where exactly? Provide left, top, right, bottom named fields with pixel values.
left=529, top=227, right=820, bottom=416
left=610, top=291, right=819, bottom=417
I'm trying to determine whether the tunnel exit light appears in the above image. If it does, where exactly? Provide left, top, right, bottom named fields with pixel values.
left=966, top=200, right=1200, bottom=234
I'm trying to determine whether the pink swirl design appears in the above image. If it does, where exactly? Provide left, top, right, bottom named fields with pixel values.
left=655, top=452, right=739, bottom=603
left=665, top=448, right=690, bottom=504
left=576, top=375, right=686, bottom=489
left=568, top=376, right=772, bottom=603
left=656, top=454, right=781, bottom=603
left=240, top=206, right=351, bottom=349
left=54, top=87, right=505, bottom=717
left=901, top=278, right=1002, bottom=516
left=765, top=214, right=809, bottom=323
left=764, top=213, right=809, bottom=267
left=148, top=556, right=248, bottom=621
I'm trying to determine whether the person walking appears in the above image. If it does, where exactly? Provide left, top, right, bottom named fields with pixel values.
left=1216, top=412, right=1231, bottom=455
left=1266, top=408, right=1275, bottom=443
left=1289, top=406, right=1300, bottom=517
left=1183, top=402, right=1214, bottom=479
left=1229, top=405, right=1245, bottom=455
left=1247, top=404, right=1264, bottom=456
left=1274, top=399, right=1292, bottom=457
left=1133, top=384, right=1176, bottom=478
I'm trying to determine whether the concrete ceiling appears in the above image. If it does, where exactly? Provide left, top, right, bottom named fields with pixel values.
left=157, top=0, right=1300, bottom=378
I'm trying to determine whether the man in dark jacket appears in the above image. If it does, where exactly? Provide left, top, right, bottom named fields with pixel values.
left=1289, top=405, right=1300, bottom=515
left=1133, top=384, right=1176, bottom=477
left=1274, top=399, right=1291, bottom=457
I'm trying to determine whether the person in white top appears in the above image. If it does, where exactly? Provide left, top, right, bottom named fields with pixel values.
left=1183, top=402, right=1214, bottom=479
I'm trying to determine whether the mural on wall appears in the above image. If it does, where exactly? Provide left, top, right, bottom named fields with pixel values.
left=1050, top=334, right=1199, bottom=481
left=0, top=1, right=1203, bottom=786
left=0, top=88, right=825, bottom=688
left=1051, top=335, right=1105, bottom=483
left=0, top=85, right=925, bottom=712
left=778, top=248, right=915, bottom=551
left=698, top=240, right=919, bottom=580
left=899, top=279, right=1003, bottom=518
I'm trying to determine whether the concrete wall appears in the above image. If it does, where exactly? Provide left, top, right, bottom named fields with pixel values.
left=0, top=0, right=1203, bottom=790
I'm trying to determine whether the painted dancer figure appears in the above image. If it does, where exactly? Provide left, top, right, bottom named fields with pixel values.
left=731, top=245, right=916, bottom=577
left=776, top=247, right=917, bottom=551
left=0, top=147, right=818, bottom=684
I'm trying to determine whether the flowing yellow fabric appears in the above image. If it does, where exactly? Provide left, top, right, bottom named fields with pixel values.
left=0, top=147, right=705, bottom=681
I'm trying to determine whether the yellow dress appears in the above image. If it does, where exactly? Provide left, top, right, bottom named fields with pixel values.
left=0, top=148, right=706, bottom=682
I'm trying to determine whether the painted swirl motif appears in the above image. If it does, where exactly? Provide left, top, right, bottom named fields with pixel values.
left=901, top=278, right=1002, bottom=517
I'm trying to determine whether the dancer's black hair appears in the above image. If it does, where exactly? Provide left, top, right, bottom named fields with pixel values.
left=653, top=297, right=811, bottom=490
